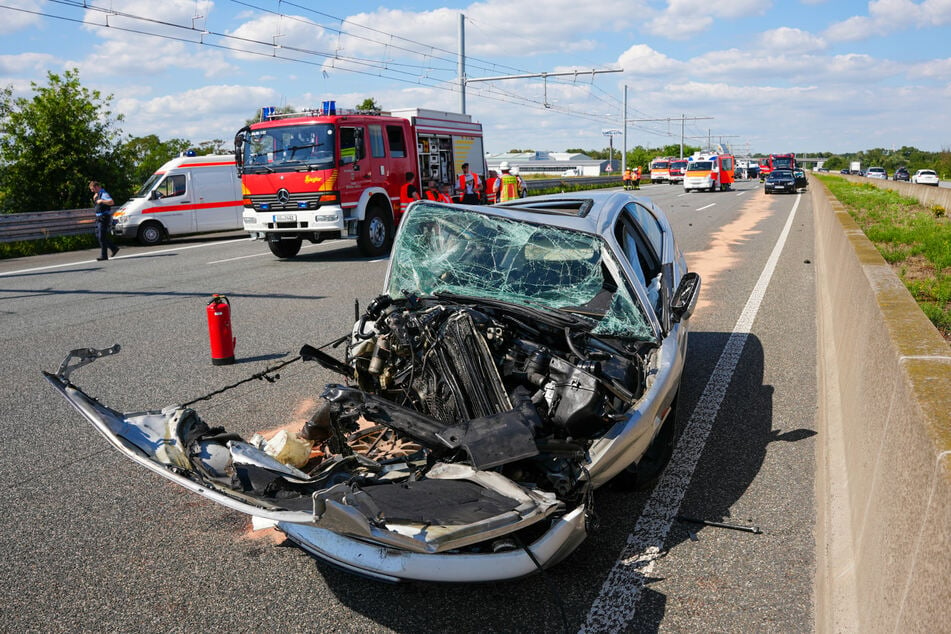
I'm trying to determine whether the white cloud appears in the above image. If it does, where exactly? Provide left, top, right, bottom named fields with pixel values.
left=645, top=0, right=771, bottom=39
left=118, top=84, right=278, bottom=141
left=758, top=27, right=826, bottom=52
left=825, top=0, right=951, bottom=41
left=618, top=44, right=682, bottom=75
left=0, top=0, right=44, bottom=35
left=0, top=52, right=58, bottom=75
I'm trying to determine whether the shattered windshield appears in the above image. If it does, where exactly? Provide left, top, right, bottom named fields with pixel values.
left=387, top=204, right=654, bottom=340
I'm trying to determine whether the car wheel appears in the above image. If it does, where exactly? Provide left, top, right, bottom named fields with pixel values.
left=268, top=236, right=302, bottom=258
left=357, top=204, right=393, bottom=257
left=609, top=393, right=680, bottom=491
left=136, top=220, right=165, bottom=246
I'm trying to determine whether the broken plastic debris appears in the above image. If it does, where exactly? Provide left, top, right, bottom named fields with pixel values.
left=263, top=429, right=313, bottom=468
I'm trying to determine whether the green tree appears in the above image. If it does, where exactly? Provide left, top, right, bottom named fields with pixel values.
left=0, top=68, right=130, bottom=213
left=356, top=98, right=381, bottom=112
left=120, top=134, right=192, bottom=190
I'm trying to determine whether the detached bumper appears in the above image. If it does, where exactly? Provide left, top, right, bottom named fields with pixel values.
left=280, top=505, right=588, bottom=583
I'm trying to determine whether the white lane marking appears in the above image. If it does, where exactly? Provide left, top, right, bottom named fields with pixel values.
left=696, top=203, right=716, bottom=211
left=0, top=239, right=242, bottom=277
left=737, top=191, right=747, bottom=196
left=207, top=241, right=327, bottom=264
left=581, top=193, right=803, bottom=633
left=677, top=193, right=689, bottom=197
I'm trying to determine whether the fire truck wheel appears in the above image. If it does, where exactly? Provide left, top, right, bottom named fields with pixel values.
left=268, top=237, right=302, bottom=258
left=137, top=221, right=165, bottom=246
left=357, top=205, right=393, bottom=257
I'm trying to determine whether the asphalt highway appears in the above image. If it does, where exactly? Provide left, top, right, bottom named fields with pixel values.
left=0, top=178, right=817, bottom=632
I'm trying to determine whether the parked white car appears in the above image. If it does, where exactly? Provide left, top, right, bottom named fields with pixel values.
left=911, top=169, right=940, bottom=186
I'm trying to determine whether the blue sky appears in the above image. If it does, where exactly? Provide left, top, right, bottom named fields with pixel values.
left=1, top=0, right=949, bottom=156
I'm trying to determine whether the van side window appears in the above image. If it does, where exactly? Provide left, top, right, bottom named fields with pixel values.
left=387, top=125, right=406, bottom=158
left=369, top=125, right=385, bottom=158
left=156, top=174, right=186, bottom=198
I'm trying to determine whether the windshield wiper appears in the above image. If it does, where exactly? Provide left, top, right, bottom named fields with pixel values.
left=433, top=291, right=594, bottom=329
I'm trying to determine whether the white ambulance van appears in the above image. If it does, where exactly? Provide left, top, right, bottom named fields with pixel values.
left=113, top=154, right=243, bottom=245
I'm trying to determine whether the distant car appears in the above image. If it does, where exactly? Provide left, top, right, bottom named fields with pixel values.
left=893, top=167, right=910, bottom=181
left=840, top=168, right=850, bottom=175
left=765, top=169, right=796, bottom=194
left=793, top=169, right=808, bottom=190
left=866, top=167, right=887, bottom=180
left=912, top=169, right=939, bottom=186
left=817, top=167, right=830, bottom=173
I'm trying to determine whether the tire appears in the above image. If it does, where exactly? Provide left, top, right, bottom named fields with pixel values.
left=610, top=393, right=680, bottom=491
left=136, top=220, right=165, bottom=246
left=357, top=204, right=393, bottom=257
left=268, top=236, right=302, bottom=259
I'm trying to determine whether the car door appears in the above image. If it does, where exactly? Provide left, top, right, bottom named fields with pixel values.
left=149, top=172, right=194, bottom=235
left=192, top=166, right=242, bottom=232
left=615, top=202, right=675, bottom=335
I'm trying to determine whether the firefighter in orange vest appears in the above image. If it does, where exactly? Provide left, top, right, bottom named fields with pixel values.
left=485, top=170, right=498, bottom=204
left=623, top=167, right=633, bottom=190
left=632, top=165, right=641, bottom=189
left=494, top=162, right=519, bottom=203
left=400, top=171, right=420, bottom=210
left=458, top=162, right=482, bottom=204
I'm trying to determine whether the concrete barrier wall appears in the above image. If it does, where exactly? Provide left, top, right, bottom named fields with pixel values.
left=811, top=174, right=951, bottom=631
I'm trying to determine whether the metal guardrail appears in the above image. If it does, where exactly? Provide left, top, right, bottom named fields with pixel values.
left=0, top=208, right=97, bottom=243
left=0, top=177, right=623, bottom=244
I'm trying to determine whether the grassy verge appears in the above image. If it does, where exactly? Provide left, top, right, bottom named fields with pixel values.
left=817, top=175, right=950, bottom=341
left=0, top=233, right=100, bottom=260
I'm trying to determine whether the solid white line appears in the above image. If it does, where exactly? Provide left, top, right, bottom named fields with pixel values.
left=0, top=239, right=242, bottom=277
left=696, top=203, right=716, bottom=211
left=736, top=191, right=747, bottom=196
left=581, top=193, right=803, bottom=633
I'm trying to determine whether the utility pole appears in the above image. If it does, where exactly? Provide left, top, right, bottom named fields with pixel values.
left=458, top=14, right=466, bottom=113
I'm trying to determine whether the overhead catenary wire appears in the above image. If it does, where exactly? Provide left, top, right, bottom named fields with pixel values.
left=1, top=0, right=696, bottom=138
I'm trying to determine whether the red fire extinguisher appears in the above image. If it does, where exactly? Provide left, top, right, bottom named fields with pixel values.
left=206, top=294, right=235, bottom=365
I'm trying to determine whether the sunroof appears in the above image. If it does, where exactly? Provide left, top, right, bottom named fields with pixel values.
left=499, top=198, right=593, bottom=217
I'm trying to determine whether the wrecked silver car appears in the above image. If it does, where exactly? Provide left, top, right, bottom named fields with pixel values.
left=45, top=192, right=699, bottom=583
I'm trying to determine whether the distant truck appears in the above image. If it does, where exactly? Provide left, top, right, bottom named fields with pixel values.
left=112, top=154, right=243, bottom=245
left=235, top=105, right=486, bottom=258
left=650, top=158, right=671, bottom=183
left=850, top=161, right=862, bottom=174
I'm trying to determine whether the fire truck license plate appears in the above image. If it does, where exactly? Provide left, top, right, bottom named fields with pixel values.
left=274, top=214, right=297, bottom=222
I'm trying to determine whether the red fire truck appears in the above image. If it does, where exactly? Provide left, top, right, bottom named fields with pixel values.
left=235, top=105, right=486, bottom=258
left=759, top=153, right=796, bottom=181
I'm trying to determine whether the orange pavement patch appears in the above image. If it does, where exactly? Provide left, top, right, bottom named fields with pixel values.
left=685, top=190, right=776, bottom=312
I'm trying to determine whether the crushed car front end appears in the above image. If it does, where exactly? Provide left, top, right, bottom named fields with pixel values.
left=45, top=196, right=698, bottom=583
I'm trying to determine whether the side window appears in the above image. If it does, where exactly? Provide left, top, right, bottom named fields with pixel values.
left=156, top=174, right=186, bottom=198
left=340, top=127, right=364, bottom=164
left=625, top=203, right=664, bottom=261
left=387, top=125, right=406, bottom=158
left=369, top=125, right=385, bottom=158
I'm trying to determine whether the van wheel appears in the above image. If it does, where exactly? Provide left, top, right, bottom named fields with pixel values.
left=268, top=237, right=302, bottom=259
left=137, top=221, right=165, bottom=246
left=357, top=204, right=393, bottom=257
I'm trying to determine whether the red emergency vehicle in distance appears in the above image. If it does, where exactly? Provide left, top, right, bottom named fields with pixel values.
left=760, top=153, right=795, bottom=180
left=235, top=104, right=485, bottom=259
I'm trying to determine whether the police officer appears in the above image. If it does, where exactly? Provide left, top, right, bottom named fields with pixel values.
left=89, top=180, right=119, bottom=261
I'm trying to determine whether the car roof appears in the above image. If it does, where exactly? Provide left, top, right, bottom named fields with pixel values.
left=489, top=190, right=653, bottom=236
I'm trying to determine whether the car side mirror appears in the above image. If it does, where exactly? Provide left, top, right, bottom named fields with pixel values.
left=671, top=272, right=700, bottom=323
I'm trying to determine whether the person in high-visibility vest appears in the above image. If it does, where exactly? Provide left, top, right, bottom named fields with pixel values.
left=623, top=168, right=633, bottom=190
left=457, top=162, right=482, bottom=204
left=494, top=162, right=519, bottom=203
left=400, top=171, right=420, bottom=210
left=632, top=166, right=641, bottom=190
